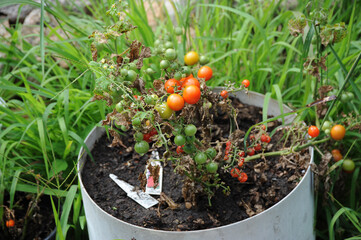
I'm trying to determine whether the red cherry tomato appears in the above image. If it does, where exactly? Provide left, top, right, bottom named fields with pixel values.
left=308, top=125, right=320, bottom=138
left=164, top=79, right=181, bottom=93
left=238, top=172, right=248, bottom=183
left=247, top=148, right=255, bottom=156
left=167, top=93, right=184, bottom=111
left=238, top=158, right=245, bottom=167
left=254, top=143, right=262, bottom=151
left=182, top=77, right=200, bottom=89
left=197, top=66, right=213, bottom=81
left=242, top=79, right=250, bottom=88
left=143, top=133, right=152, bottom=143
left=183, top=85, right=201, bottom=104
left=6, top=219, right=15, bottom=228
left=220, top=90, right=228, bottom=99
left=230, top=168, right=241, bottom=178
left=176, top=145, right=184, bottom=154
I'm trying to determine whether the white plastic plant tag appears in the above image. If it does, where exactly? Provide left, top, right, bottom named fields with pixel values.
left=109, top=174, right=158, bottom=209
left=145, top=151, right=163, bottom=195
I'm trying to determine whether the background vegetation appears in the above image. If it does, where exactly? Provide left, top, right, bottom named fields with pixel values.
left=0, top=0, right=360, bottom=239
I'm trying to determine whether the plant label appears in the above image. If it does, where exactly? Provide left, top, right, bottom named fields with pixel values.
left=145, top=151, right=163, bottom=195
left=109, top=174, right=158, bottom=209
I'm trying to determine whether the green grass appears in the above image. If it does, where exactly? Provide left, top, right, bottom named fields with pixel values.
left=0, top=0, right=360, bottom=239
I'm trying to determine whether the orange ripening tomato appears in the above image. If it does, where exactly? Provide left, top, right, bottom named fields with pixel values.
left=183, top=85, right=201, bottom=104
left=6, top=219, right=15, bottom=228
left=164, top=79, right=181, bottom=93
left=330, top=124, right=346, bottom=140
left=197, top=66, right=213, bottom=81
left=220, top=90, right=228, bottom=99
left=167, top=94, right=184, bottom=111
left=184, top=51, right=199, bottom=65
left=331, top=149, right=340, bottom=155
left=332, top=152, right=343, bottom=162
left=182, top=77, right=200, bottom=89
left=242, top=79, right=250, bottom=88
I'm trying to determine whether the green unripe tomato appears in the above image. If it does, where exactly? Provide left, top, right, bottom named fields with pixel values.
left=134, top=140, right=149, bottom=155
left=206, top=162, right=218, bottom=173
left=174, top=135, right=186, bottom=146
left=146, top=68, right=155, bottom=74
left=347, top=92, right=354, bottom=101
left=121, top=68, right=128, bottom=76
left=184, top=124, right=197, bottom=136
left=172, top=126, right=182, bottom=136
left=115, top=101, right=124, bottom=112
left=145, top=94, right=158, bottom=105
left=165, top=49, right=177, bottom=61
left=321, top=121, right=332, bottom=131
left=199, top=55, right=209, bottom=65
left=182, top=66, right=191, bottom=75
left=160, top=60, right=170, bottom=69
left=203, top=101, right=212, bottom=109
left=154, top=39, right=161, bottom=47
left=183, top=144, right=196, bottom=154
left=205, top=148, right=217, bottom=159
left=186, top=135, right=195, bottom=143
left=155, top=102, right=174, bottom=119
left=174, top=72, right=182, bottom=80
left=174, top=27, right=182, bottom=35
left=163, top=35, right=171, bottom=41
left=132, top=118, right=141, bottom=127
left=195, top=152, right=207, bottom=164
left=164, top=41, right=173, bottom=49
left=324, top=129, right=331, bottom=135
left=134, top=132, right=144, bottom=142
left=342, top=159, right=355, bottom=173
left=128, top=62, right=137, bottom=71
left=341, top=93, right=349, bottom=103
left=120, top=125, right=129, bottom=132
left=126, top=70, right=137, bottom=81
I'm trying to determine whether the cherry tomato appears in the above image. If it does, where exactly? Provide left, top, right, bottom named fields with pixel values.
left=254, top=143, right=262, bottom=151
left=164, top=79, right=181, bottom=93
left=165, top=48, right=177, bottom=60
left=199, top=55, right=209, bottom=65
left=220, top=90, right=228, bottom=99
left=308, top=125, right=320, bottom=138
left=195, top=152, right=207, bottom=164
left=238, top=172, right=248, bottom=183
left=249, top=135, right=255, bottom=141
left=247, top=148, right=255, bottom=156
left=134, top=140, right=149, bottom=155
left=126, top=70, right=137, bottom=81
left=242, top=79, right=250, bottom=88
left=261, top=124, right=266, bottom=130
left=342, top=159, right=355, bottom=173
left=115, top=101, right=124, bottom=112
left=321, top=121, right=332, bottom=131
left=176, top=145, right=184, bottom=154
left=167, top=94, right=184, bottom=111
left=132, top=118, right=141, bottom=127
left=143, top=133, right=152, bottom=143
left=174, top=135, right=186, bottom=146
left=134, top=132, right=144, bottom=142
left=230, top=168, right=241, bottom=178
left=155, top=102, right=174, bottom=119
left=332, top=152, right=343, bottom=162
left=238, top=158, right=245, bottom=167
left=183, top=85, right=201, bottom=104
left=6, top=219, right=15, bottom=228
left=184, top=124, right=197, bottom=136
left=206, top=162, right=218, bottom=173
left=149, top=128, right=158, bottom=136
left=330, top=124, right=346, bottom=140
left=205, top=148, right=217, bottom=159
left=197, top=66, right=213, bottom=81
left=182, top=77, right=200, bottom=89
left=160, top=60, right=170, bottom=69
left=238, top=151, right=245, bottom=157
left=331, top=149, right=340, bottom=155
left=184, top=51, right=199, bottom=66
left=174, top=27, right=182, bottom=35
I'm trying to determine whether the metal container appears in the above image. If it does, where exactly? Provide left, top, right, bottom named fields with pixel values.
left=78, top=90, right=315, bottom=240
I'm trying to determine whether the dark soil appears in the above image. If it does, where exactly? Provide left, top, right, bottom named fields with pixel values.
left=81, top=98, right=309, bottom=231
left=1, top=192, right=56, bottom=240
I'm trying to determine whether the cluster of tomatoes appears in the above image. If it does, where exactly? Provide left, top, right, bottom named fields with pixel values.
left=308, top=122, right=356, bottom=173
left=163, top=51, right=213, bottom=114
left=229, top=148, right=248, bottom=183
left=220, top=79, right=250, bottom=99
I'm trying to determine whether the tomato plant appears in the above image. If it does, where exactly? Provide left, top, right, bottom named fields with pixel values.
left=164, top=79, right=181, bottom=93
left=330, top=124, right=346, bottom=140
left=167, top=94, right=184, bottom=111
left=308, top=125, right=320, bottom=138
left=197, top=66, right=213, bottom=81
left=184, top=51, right=199, bottom=65
left=183, top=85, right=201, bottom=104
